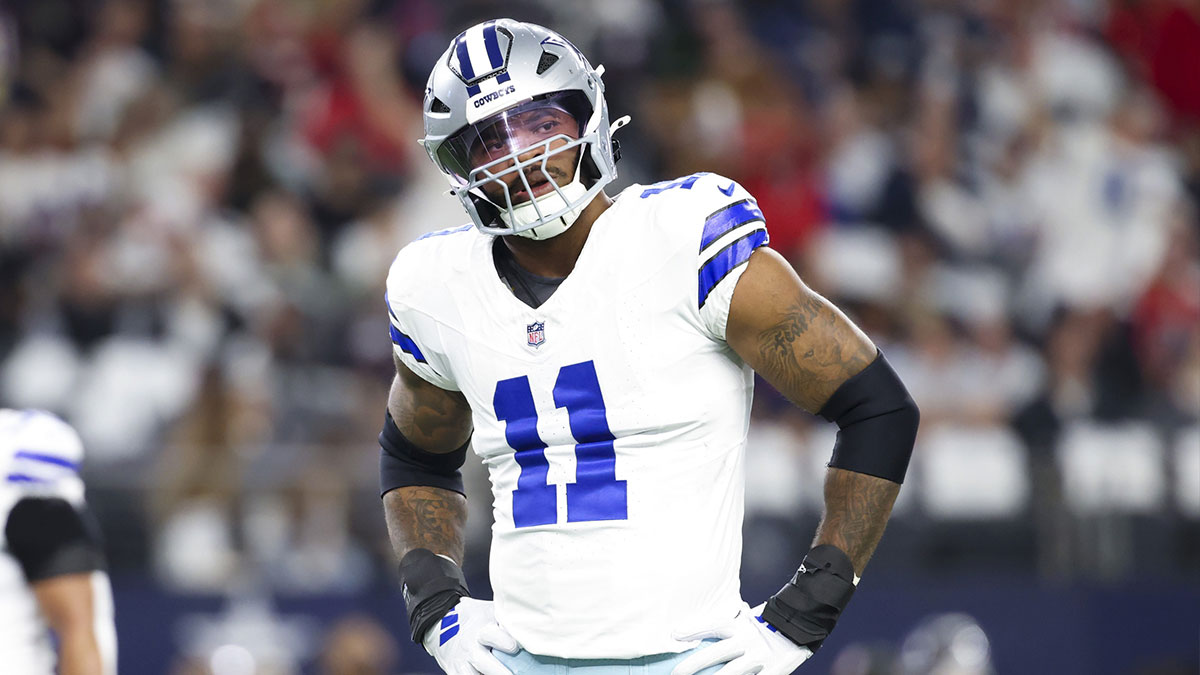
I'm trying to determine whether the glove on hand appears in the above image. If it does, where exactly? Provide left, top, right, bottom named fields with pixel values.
left=671, top=603, right=813, bottom=675
left=422, top=597, right=520, bottom=675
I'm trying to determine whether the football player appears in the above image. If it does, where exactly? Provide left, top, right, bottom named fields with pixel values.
left=1, top=409, right=117, bottom=675
left=380, top=19, right=919, bottom=675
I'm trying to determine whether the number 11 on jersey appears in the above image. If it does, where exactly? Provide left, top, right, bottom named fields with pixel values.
left=493, top=360, right=628, bottom=528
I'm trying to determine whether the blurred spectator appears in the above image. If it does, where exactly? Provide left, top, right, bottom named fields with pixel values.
left=317, top=614, right=400, bottom=675
left=897, top=613, right=996, bottom=675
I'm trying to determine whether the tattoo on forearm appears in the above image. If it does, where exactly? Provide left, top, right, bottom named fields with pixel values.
left=754, top=294, right=873, bottom=412
left=813, top=468, right=900, bottom=574
left=384, top=486, right=467, bottom=565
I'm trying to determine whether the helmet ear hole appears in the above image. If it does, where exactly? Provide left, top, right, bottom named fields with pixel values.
left=430, top=97, right=451, bottom=114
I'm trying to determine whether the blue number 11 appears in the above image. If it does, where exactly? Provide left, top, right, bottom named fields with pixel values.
left=493, top=360, right=628, bottom=528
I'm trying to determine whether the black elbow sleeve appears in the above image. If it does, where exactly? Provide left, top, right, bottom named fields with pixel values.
left=379, top=411, right=469, bottom=497
left=817, top=352, right=920, bottom=484
left=5, top=498, right=106, bottom=582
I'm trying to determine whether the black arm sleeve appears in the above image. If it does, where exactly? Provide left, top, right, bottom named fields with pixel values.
left=817, top=352, right=920, bottom=484
left=5, top=498, right=107, bottom=582
left=380, top=411, right=469, bottom=497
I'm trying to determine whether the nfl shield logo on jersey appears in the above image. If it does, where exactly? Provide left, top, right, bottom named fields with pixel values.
left=527, top=321, right=546, bottom=348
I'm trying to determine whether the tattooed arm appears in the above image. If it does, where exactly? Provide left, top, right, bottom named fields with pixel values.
left=725, top=248, right=900, bottom=575
left=382, top=355, right=473, bottom=565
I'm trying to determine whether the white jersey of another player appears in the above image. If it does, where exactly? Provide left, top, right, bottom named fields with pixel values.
left=0, top=409, right=117, bottom=675
left=386, top=171, right=769, bottom=658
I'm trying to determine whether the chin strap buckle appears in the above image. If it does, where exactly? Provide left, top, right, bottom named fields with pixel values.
left=609, top=115, right=631, bottom=162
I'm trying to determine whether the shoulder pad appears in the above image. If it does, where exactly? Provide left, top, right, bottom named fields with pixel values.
left=635, top=172, right=755, bottom=210
left=387, top=223, right=477, bottom=304
left=1, top=409, right=84, bottom=490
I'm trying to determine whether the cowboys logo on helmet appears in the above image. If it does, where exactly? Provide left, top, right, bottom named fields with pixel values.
left=420, top=19, right=629, bottom=241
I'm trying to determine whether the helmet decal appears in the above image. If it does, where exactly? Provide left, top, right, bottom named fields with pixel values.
left=449, top=21, right=513, bottom=97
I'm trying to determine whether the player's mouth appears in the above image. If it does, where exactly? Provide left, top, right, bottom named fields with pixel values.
left=511, top=174, right=556, bottom=203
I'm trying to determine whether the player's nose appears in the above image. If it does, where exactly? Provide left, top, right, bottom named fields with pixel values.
left=514, top=140, right=548, bottom=164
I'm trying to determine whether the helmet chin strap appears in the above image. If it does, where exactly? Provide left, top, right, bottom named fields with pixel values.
left=502, top=177, right=589, bottom=240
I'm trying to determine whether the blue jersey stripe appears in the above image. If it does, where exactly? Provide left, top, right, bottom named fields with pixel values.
left=699, top=199, right=764, bottom=252
left=698, top=228, right=768, bottom=308
left=389, top=325, right=428, bottom=363
left=14, top=450, right=78, bottom=471
left=416, top=224, right=473, bottom=241
left=384, top=293, right=400, bottom=323
left=6, top=473, right=49, bottom=484
left=639, top=172, right=707, bottom=198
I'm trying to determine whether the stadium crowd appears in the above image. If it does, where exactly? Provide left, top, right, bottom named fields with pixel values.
left=0, top=0, right=1196, bottom=647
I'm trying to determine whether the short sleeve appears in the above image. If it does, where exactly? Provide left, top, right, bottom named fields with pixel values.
left=385, top=293, right=460, bottom=392
left=693, top=178, right=769, bottom=340
left=2, top=410, right=86, bottom=505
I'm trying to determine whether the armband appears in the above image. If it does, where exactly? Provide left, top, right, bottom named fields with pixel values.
left=817, top=352, right=919, bottom=484
left=761, top=545, right=856, bottom=651
left=398, top=548, right=470, bottom=644
left=379, top=411, right=469, bottom=497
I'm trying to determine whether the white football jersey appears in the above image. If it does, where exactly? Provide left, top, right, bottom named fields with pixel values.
left=0, top=409, right=114, bottom=675
left=386, top=172, right=770, bottom=658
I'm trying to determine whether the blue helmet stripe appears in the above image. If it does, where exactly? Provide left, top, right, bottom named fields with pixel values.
left=483, top=22, right=511, bottom=85
left=455, top=34, right=476, bottom=81
left=454, top=33, right=481, bottom=96
left=483, top=22, right=503, bottom=68
left=697, top=228, right=768, bottom=308
left=699, top=199, right=764, bottom=252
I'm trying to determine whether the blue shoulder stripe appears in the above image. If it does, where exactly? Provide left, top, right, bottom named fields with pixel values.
left=700, top=199, right=764, bottom=252
left=6, top=473, right=49, bottom=484
left=698, top=228, right=769, bottom=308
left=389, top=325, right=428, bottom=363
left=14, top=450, right=79, bottom=472
left=384, top=293, right=400, bottom=322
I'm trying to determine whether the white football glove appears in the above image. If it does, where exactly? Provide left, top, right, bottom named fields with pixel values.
left=422, top=597, right=520, bottom=675
left=671, top=603, right=813, bottom=675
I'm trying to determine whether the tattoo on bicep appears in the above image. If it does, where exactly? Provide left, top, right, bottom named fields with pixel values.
left=384, top=487, right=467, bottom=564
left=755, top=293, right=872, bottom=411
left=814, top=468, right=900, bottom=574
left=390, top=362, right=472, bottom=450
left=398, top=393, right=470, bottom=449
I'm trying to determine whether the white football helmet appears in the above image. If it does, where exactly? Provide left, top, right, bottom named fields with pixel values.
left=420, top=19, right=629, bottom=240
